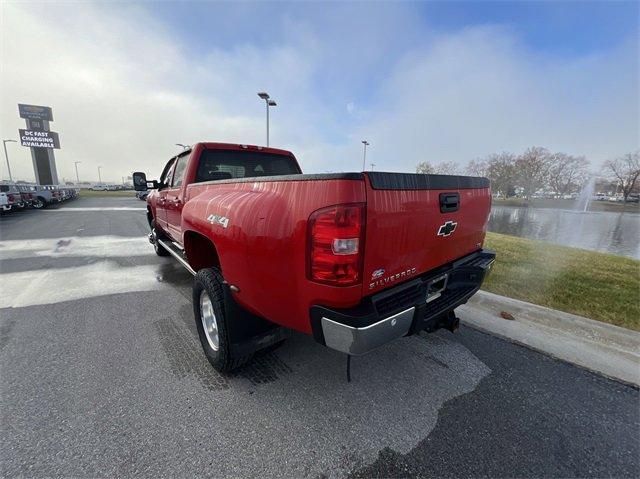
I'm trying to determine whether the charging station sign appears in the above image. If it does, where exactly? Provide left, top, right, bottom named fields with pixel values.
left=19, top=129, right=61, bottom=149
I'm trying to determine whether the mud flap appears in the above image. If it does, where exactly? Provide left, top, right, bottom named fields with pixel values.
left=222, top=283, right=291, bottom=359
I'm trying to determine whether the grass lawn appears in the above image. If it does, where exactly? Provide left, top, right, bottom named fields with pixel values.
left=78, top=189, right=137, bottom=198
left=483, top=232, right=640, bottom=331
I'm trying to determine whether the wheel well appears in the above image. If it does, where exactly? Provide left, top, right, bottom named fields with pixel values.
left=183, top=231, right=221, bottom=272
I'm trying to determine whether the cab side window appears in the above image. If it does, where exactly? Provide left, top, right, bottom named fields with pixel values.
left=172, top=155, right=189, bottom=187
left=159, top=159, right=176, bottom=189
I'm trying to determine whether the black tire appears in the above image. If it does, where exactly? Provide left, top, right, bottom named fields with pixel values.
left=32, top=197, right=46, bottom=209
left=151, top=226, right=170, bottom=256
left=193, top=268, right=249, bottom=372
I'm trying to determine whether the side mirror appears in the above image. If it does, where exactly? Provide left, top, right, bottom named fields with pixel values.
left=133, top=172, right=158, bottom=191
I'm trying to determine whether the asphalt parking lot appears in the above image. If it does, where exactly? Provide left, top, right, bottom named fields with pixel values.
left=1, top=196, right=638, bottom=478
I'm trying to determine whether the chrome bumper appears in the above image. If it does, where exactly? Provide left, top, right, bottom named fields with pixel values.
left=311, top=249, right=496, bottom=356
left=321, top=307, right=415, bottom=355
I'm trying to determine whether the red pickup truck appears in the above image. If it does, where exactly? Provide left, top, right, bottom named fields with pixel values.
left=134, top=142, right=495, bottom=372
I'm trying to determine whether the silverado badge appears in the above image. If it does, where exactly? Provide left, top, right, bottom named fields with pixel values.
left=437, top=220, right=457, bottom=237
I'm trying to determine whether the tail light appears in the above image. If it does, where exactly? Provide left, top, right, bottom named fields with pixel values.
left=7, top=194, right=16, bottom=202
left=307, top=203, right=365, bottom=286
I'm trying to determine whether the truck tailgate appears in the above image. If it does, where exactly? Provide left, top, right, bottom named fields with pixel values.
left=363, top=172, right=491, bottom=293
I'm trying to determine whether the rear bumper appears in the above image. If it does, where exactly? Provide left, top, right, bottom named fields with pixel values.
left=310, top=249, right=495, bottom=355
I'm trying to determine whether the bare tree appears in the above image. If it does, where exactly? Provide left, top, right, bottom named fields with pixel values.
left=432, top=161, right=461, bottom=175
left=465, top=158, right=488, bottom=177
left=416, top=161, right=435, bottom=174
left=485, top=152, right=517, bottom=197
left=515, top=146, right=552, bottom=200
left=603, top=151, right=640, bottom=202
left=547, top=153, right=590, bottom=196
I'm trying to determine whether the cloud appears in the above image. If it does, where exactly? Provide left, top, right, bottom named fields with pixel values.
left=346, top=102, right=355, bottom=116
left=1, top=2, right=637, bottom=183
left=358, top=26, right=639, bottom=171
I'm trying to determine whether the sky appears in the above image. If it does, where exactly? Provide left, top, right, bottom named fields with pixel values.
left=1, top=0, right=638, bottom=183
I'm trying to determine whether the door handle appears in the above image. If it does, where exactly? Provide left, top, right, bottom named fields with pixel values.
left=439, top=193, right=460, bottom=213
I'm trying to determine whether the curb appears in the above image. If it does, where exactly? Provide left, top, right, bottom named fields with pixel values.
left=457, top=291, right=640, bottom=387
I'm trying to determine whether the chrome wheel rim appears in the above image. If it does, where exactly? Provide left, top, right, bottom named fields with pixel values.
left=200, top=290, right=219, bottom=351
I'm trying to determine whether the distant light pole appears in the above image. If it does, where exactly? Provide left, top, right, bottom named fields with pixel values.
left=258, top=92, right=277, bottom=146
left=74, top=161, right=82, bottom=183
left=175, top=143, right=189, bottom=150
left=97, top=166, right=103, bottom=183
left=361, top=140, right=370, bottom=171
left=2, top=139, right=17, bottom=182
left=370, top=163, right=376, bottom=171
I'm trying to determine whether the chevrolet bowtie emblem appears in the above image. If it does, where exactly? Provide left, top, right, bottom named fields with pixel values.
left=437, top=220, right=457, bottom=237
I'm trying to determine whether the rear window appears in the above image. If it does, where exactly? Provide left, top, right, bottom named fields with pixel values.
left=1, top=185, right=17, bottom=192
left=195, top=149, right=300, bottom=183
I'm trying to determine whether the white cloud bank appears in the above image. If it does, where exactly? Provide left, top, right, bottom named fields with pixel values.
left=1, top=3, right=637, bottom=182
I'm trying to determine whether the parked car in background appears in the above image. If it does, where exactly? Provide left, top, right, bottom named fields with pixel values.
left=0, top=184, right=78, bottom=211
left=0, top=184, right=25, bottom=210
left=90, top=184, right=109, bottom=191
left=0, top=191, right=9, bottom=212
left=29, top=186, right=53, bottom=208
left=16, top=185, right=36, bottom=207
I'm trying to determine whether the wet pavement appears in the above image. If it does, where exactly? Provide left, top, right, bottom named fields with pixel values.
left=1, top=196, right=638, bottom=478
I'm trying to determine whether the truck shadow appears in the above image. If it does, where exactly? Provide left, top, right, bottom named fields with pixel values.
left=222, top=329, right=490, bottom=476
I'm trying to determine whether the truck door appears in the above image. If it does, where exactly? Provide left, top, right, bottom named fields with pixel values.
left=164, top=153, right=190, bottom=242
left=155, top=159, right=176, bottom=231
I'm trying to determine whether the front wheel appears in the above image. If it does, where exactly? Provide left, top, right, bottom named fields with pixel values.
left=32, top=197, right=46, bottom=209
left=193, top=268, right=249, bottom=372
left=151, top=227, right=170, bottom=256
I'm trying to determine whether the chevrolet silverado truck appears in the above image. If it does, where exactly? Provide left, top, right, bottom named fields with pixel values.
left=134, top=142, right=495, bottom=372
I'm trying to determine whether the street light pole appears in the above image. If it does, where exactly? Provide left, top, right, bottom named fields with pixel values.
left=258, top=92, right=277, bottom=147
left=370, top=163, right=376, bottom=171
left=361, top=140, right=370, bottom=171
left=98, top=166, right=102, bottom=183
left=74, top=161, right=82, bottom=184
left=2, top=139, right=17, bottom=182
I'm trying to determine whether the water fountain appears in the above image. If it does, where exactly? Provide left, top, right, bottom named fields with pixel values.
left=573, top=176, right=596, bottom=213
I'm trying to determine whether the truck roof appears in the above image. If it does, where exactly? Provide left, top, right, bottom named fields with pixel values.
left=193, top=142, right=295, bottom=157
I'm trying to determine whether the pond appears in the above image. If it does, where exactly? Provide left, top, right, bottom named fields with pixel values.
left=488, top=206, right=640, bottom=260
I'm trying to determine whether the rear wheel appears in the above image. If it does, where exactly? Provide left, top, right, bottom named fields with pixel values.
left=193, top=268, right=249, bottom=372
